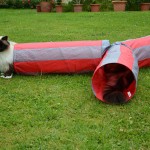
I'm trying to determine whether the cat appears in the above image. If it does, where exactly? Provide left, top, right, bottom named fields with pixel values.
left=103, top=63, right=134, bottom=104
left=0, top=36, right=15, bottom=78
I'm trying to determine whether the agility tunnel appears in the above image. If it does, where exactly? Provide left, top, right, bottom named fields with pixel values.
left=92, top=36, right=150, bottom=103
left=13, top=36, right=150, bottom=103
left=13, top=40, right=110, bottom=75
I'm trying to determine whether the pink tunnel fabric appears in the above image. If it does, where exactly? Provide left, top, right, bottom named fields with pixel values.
left=123, top=36, right=150, bottom=68
left=92, top=36, right=150, bottom=102
left=13, top=40, right=110, bottom=75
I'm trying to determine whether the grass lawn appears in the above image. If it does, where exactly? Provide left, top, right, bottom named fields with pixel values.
left=0, top=9, right=150, bottom=149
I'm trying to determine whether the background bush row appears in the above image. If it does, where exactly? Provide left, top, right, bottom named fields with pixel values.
left=0, top=0, right=148, bottom=11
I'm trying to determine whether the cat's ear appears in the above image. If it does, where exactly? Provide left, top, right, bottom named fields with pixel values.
left=2, top=36, right=8, bottom=41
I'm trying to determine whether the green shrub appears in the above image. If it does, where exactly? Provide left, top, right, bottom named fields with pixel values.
left=82, top=0, right=112, bottom=11
left=0, top=0, right=6, bottom=4
left=2, top=0, right=148, bottom=10
left=63, top=1, right=74, bottom=12
left=30, top=0, right=41, bottom=8
left=23, top=0, right=30, bottom=8
left=62, top=0, right=112, bottom=12
left=140, top=0, right=150, bottom=2
left=6, top=0, right=24, bottom=8
left=83, top=0, right=91, bottom=11
left=126, top=0, right=150, bottom=11
left=0, top=0, right=8, bottom=8
left=126, top=0, right=141, bottom=11
left=5, top=0, right=40, bottom=9
left=100, top=0, right=113, bottom=11
left=12, top=0, right=24, bottom=8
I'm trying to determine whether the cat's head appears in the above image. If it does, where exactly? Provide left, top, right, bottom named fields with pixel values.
left=0, top=36, right=10, bottom=52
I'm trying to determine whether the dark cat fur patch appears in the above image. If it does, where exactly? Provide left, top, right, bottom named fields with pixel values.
left=4, top=64, right=14, bottom=77
left=0, top=36, right=10, bottom=52
left=103, top=64, right=134, bottom=104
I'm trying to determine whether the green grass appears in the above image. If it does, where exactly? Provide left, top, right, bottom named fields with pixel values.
left=0, top=9, right=150, bottom=150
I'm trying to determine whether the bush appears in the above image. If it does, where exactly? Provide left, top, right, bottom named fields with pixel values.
left=63, top=1, right=74, bottom=12
left=126, top=0, right=141, bottom=11
left=6, top=0, right=26, bottom=8
left=1, top=0, right=147, bottom=10
left=82, top=0, right=112, bottom=11
left=11, top=0, right=24, bottom=8
left=0, top=0, right=6, bottom=4
left=0, top=0, right=8, bottom=8
left=100, top=0, right=113, bottom=11
left=30, top=0, right=40, bottom=8
left=83, top=0, right=91, bottom=11
left=5, top=0, right=40, bottom=9
left=140, top=0, right=150, bottom=2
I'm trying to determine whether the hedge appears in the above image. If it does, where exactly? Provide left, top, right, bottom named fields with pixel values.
left=0, top=0, right=148, bottom=11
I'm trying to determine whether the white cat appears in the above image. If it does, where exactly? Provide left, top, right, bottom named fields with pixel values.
left=0, top=36, right=15, bottom=78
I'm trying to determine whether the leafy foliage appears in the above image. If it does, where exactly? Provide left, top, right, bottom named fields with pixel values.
left=126, top=0, right=141, bottom=10
left=0, top=0, right=149, bottom=10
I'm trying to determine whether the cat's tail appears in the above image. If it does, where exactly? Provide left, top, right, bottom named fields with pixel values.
left=103, top=83, right=126, bottom=104
left=103, top=89, right=126, bottom=104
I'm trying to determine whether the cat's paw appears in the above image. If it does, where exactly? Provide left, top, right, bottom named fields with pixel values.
left=0, top=73, right=13, bottom=79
